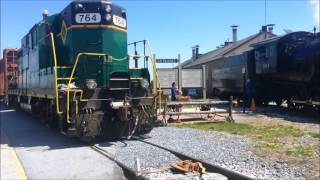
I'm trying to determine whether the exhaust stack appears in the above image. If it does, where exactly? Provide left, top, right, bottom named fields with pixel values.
left=231, top=25, right=238, bottom=43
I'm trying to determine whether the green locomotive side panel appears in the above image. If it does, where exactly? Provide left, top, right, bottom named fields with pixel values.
left=54, top=27, right=128, bottom=87
left=101, top=28, right=128, bottom=86
left=129, top=68, right=150, bottom=80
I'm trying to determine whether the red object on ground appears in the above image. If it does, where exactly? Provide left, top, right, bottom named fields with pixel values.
left=0, top=49, right=18, bottom=98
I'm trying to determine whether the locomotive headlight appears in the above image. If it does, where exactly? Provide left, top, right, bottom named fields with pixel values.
left=75, top=3, right=83, bottom=10
left=140, top=79, right=149, bottom=89
left=105, top=5, right=111, bottom=13
left=85, top=79, right=97, bottom=90
left=105, top=14, right=112, bottom=21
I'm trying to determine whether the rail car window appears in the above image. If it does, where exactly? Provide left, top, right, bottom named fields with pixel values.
left=255, top=47, right=267, bottom=61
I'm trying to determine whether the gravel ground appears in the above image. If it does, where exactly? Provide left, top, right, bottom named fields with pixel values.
left=96, top=140, right=180, bottom=169
left=96, top=140, right=228, bottom=180
left=144, top=127, right=305, bottom=179
left=142, top=167, right=227, bottom=180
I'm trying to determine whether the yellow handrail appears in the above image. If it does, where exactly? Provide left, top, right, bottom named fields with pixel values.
left=66, top=53, right=106, bottom=123
left=145, top=40, right=162, bottom=112
left=51, top=33, right=160, bottom=123
left=50, top=36, right=127, bottom=123
left=50, top=33, right=63, bottom=114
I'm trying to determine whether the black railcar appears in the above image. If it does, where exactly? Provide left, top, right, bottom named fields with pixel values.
left=212, top=51, right=255, bottom=100
left=253, top=31, right=320, bottom=106
left=212, top=31, right=320, bottom=107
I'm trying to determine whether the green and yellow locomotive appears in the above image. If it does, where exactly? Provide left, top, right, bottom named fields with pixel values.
left=6, top=0, right=158, bottom=141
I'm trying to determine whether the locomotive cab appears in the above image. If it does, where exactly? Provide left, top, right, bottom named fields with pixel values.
left=55, top=1, right=129, bottom=93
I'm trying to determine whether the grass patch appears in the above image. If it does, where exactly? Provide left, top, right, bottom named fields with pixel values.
left=176, top=122, right=316, bottom=157
left=178, top=122, right=254, bottom=135
left=309, top=132, right=320, bottom=139
left=256, top=125, right=304, bottom=140
left=285, top=146, right=317, bottom=156
left=177, top=122, right=303, bottom=139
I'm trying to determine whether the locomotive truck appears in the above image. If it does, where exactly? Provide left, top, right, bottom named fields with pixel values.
left=3, top=0, right=158, bottom=141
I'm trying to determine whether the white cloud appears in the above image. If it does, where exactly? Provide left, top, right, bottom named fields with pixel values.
left=310, top=0, right=320, bottom=27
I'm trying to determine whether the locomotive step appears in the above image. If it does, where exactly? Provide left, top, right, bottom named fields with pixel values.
left=109, top=88, right=130, bottom=90
left=109, top=78, right=129, bottom=81
left=67, top=127, right=77, bottom=137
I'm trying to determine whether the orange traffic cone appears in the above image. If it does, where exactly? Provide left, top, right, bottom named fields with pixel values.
left=251, top=98, right=256, bottom=111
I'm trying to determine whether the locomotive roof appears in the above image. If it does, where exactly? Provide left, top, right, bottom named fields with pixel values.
left=251, top=31, right=313, bottom=48
left=250, top=36, right=281, bottom=47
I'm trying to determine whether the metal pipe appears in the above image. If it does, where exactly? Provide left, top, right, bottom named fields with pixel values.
left=143, top=40, right=146, bottom=68
left=178, top=54, right=182, bottom=92
left=231, top=25, right=238, bottom=43
left=202, top=65, right=206, bottom=99
left=242, top=68, right=246, bottom=113
left=229, top=96, right=234, bottom=122
left=134, top=42, right=138, bottom=68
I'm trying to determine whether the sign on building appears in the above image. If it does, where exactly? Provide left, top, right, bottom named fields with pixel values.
left=157, top=68, right=178, bottom=89
left=182, top=69, right=202, bottom=88
left=156, top=59, right=179, bottom=63
left=157, top=68, right=203, bottom=90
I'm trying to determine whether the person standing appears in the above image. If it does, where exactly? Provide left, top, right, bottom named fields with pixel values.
left=171, top=82, right=178, bottom=101
left=245, top=79, right=252, bottom=107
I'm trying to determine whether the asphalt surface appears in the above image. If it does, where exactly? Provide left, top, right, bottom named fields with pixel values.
left=0, top=104, right=123, bottom=180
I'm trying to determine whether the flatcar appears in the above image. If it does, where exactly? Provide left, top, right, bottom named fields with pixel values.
left=212, top=31, right=320, bottom=108
left=4, top=0, right=157, bottom=141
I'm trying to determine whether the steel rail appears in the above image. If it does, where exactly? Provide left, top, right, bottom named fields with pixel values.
left=132, top=137, right=253, bottom=180
left=90, top=145, right=147, bottom=180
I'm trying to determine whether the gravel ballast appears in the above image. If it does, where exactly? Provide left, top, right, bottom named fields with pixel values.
left=96, top=140, right=228, bottom=180
left=96, top=126, right=306, bottom=179
left=145, top=127, right=305, bottom=179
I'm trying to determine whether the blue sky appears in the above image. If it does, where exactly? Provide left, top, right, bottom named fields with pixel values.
left=1, top=0, right=319, bottom=66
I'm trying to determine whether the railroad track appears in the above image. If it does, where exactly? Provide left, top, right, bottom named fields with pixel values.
left=90, top=145, right=142, bottom=180
left=90, top=137, right=252, bottom=180
left=132, top=136, right=252, bottom=180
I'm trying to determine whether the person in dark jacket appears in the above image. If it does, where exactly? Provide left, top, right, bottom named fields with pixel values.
left=171, top=82, right=178, bottom=101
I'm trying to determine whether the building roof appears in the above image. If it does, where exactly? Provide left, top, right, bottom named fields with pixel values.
left=183, top=31, right=275, bottom=68
left=250, top=35, right=281, bottom=48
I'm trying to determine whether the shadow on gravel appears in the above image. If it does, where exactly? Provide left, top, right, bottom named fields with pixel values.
left=0, top=104, right=84, bottom=150
left=253, top=106, right=320, bottom=125
left=213, top=103, right=320, bottom=125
